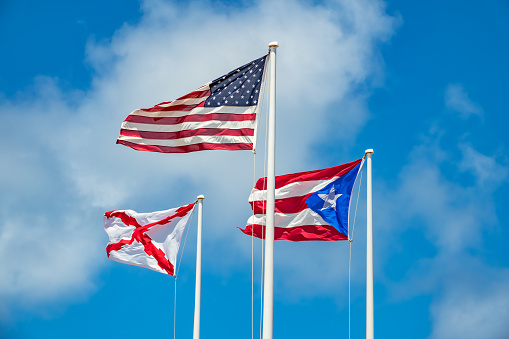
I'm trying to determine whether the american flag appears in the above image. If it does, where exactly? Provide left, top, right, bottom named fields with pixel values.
left=117, top=55, right=268, bottom=153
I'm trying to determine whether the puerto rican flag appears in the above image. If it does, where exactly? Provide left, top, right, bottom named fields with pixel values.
left=104, top=203, right=195, bottom=275
left=240, top=159, right=364, bottom=241
left=117, top=54, right=268, bottom=153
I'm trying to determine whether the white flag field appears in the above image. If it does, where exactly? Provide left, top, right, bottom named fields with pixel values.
left=104, top=203, right=196, bottom=276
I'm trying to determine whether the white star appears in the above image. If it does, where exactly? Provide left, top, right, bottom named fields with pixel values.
left=317, top=186, right=342, bottom=211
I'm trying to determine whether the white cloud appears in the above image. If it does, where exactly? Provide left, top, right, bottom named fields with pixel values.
left=429, top=261, right=509, bottom=339
left=375, top=132, right=508, bottom=338
left=0, top=0, right=396, bottom=314
left=459, top=143, right=508, bottom=187
left=445, top=83, right=483, bottom=118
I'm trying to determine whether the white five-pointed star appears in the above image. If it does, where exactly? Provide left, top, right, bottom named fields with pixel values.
left=317, top=185, right=342, bottom=211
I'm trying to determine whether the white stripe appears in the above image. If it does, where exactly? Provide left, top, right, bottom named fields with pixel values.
left=129, top=106, right=258, bottom=118
left=247, top=209, right=328, bottom=228
left=121, top=120, right=256, bottom=133
left=249, top=177, right=339, bottom=202
left=118, top=134, right=254, bottom=147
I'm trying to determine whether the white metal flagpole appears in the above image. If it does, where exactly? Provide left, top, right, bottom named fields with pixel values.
left=193, top=195, right=204, bottom=339
left=262, top=41, right=278, bottom=339
left=365, top=149, right=374, bottom=339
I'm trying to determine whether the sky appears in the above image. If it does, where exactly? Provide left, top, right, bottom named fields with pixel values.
left=1, top=0, right=509, bottom=338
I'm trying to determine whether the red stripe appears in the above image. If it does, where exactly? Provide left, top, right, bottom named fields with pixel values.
left=124, top=113, right=257, bottom=125
left=137, top=232, right=175, bottom=275
left=105, top=206, right=195, bottom=231
left=117, top=139, right=253, bottom=153
left=254, top=159, right=362, bottom=190
left=238, top=224, right=348, bottom=241
left=106, top=238, right=135, bottom=255
left=120, top=128, right=254, bottom=140
left=138, top=204, right=195, bottom=229
left=104, top=210, right=141, bottom=227
left=174, top=89, right=210, bottom=100
left=141, top=101, right=207, bottom=112
left=107, top=237, right=176, bottom=275
left=139, top=90, right=210, bottom=112
left=251, top=193, right=313, bottom=214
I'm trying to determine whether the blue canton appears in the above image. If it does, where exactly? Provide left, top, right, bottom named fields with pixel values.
left=305, top=162, right=362, bottom=237
left=205, top=55, right=267, bottom=107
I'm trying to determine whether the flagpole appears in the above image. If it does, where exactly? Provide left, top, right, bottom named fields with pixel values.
left=365, top=149, right=374, bottom=339
left=193, top=195, right=204, bottom=339
left=262, top=41, right=278, bottom=339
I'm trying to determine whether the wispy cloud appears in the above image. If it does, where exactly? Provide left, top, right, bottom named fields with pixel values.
left=445, top=83, right=483, bottom=118
left=459, top=143, right=508, bottom=187
left=429, top=260, right=509, bottom=339
left=376, top=129, right=508, bottom=337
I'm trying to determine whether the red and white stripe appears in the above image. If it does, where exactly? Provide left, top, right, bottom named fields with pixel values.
left=240, top=159, right=363, bottom=241
left=117, top=84, right=258, bottom=153
left=104, top=203, right=195, bottom=275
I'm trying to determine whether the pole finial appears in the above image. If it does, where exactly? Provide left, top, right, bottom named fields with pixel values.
left=365, top=149, right=374, bottom=154
left=268, top=41, right=279, bottom=48
left=197, top=195, right=205, bottom=200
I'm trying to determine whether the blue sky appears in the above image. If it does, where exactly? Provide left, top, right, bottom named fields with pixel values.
left=1, top=0, right=509, bottom=338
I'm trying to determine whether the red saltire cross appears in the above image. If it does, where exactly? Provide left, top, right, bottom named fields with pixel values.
left=105, top=203, right=195, bottom=276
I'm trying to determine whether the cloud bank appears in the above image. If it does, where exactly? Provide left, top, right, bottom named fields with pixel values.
left=0, top=0, right=396, bottom=317
left=376, top=88, right=508, bottom=338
